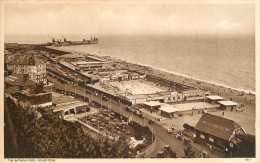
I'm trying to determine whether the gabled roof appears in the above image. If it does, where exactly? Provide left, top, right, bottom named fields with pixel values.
left=5, top=75, right=36, bottom=87
left=5, top=86, right=20, bottom=94
left=195, top=113, right=242, bottom=141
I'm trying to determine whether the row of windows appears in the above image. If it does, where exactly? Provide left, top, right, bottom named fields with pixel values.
left=200, top=134, right=214, bottom=142
left=36, top=79, right=46, bottom=82
left=37, top=68, right=46, bottom=72
left=14, top=68, right=35, bottom=73
left=168, top=97, right=176, bottom=101
left=36, top=74, right=46, bottom=78
left=200, top=133, right=233, bottom=148
left=37, top=64, right=46, bottom=68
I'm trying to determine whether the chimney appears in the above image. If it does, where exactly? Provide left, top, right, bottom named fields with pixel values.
left=23, top=74, right=29, bottom=81
left=35, top=83, right=44, bottom=94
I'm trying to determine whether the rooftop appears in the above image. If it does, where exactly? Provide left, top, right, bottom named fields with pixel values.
left=218, top=100, right=238, bottom=106
left=206, top=95, right=224, bottom=100
left=5, top=86, right=20, bottom=94
left=5, top=75, right=36, bottom=87
left=52, top=92, right=75, bottom=105
left=159, top=104, right=184, bottom=113
left=6, top=54, right=44, bottom=65
left=53, top=101, right=88, bottom=112
left=59, top=53, right=84, bottom=59
left=159, top=102, right=218, bottom=113
left=195, top=113, right=243, bottom=141
left=143, top=101, right=162, bottom=107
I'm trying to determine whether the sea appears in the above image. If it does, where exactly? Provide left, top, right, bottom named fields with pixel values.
left=5, top=34, right=255, bottom=93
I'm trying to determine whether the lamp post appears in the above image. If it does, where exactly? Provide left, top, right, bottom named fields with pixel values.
left=101, top=93, right=103, bottom=109
left=152, top=127, right=154, bottom=142
left=109, top=97, right=111, bottom=124
left=74, top=84, right=76, bottom=97
left=119, top=99, right=122, bottom=120
left=143, top=114, right=145, bottom=125
left=91, top=79, right=93, bottom=102
left=84, top=80, right=85, bottom=101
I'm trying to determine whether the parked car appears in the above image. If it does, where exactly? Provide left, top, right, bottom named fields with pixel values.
left=184, top=138, right=191, bottom=145
left=157, top=151, right=165, bottom=158
left=133, top=110, right=141, bottom=115
left=125, top=107, right=132, bottom=112
left=168, top=128, right=173, bottom=133
left=102, top=96, right=108, bottom=101
left=139, top=113, right=144, bottom=118
left=164, top=145, right=170, bottom=152
left=148, top=120, right=155, bottom=124
left=176, top=133, right=182, bottom=140
left=201, top=151, right=209, bottom=158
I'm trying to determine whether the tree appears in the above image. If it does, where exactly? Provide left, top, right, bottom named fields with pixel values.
left=234, top=134, right=255, bottom=158
left=5, top=97, right=133, bottom=158
left=183, top=144, right=195, bottom=158
left=183, top=123, right=191, bottom=130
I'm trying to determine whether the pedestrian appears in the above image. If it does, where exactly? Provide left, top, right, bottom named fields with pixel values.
left=222, top=111, right=224, bottom=116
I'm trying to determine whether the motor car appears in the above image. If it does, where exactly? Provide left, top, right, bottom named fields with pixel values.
left=157, top=151, right=165, bottom=158
left=201, top=151, right=209, bottom=158
left=148, top=120, right=155, bottom=124
left=164, top=145, right=170, bottom=152
left=168, top=128, right=173, bottom=133
left=138, top=113, right=144, bottom=118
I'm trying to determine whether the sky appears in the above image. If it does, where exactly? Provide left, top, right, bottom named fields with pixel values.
left=4, top=0, right=255, bottom=37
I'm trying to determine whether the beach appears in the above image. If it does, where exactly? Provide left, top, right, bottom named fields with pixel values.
left=49, top=46, right=255, bottom=118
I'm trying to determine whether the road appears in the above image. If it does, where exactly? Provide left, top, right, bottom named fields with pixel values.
left=48, top=76, right=194, bottom=158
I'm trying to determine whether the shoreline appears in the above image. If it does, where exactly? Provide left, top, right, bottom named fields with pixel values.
left=47, top=46, right=255, bottom=135
left=118, top=59, right=255, bottom=95
left=51, top=46, right=255, bottom=95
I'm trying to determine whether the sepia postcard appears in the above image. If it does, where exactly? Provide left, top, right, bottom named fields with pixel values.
left=1, top=0, right=259, bottom=162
